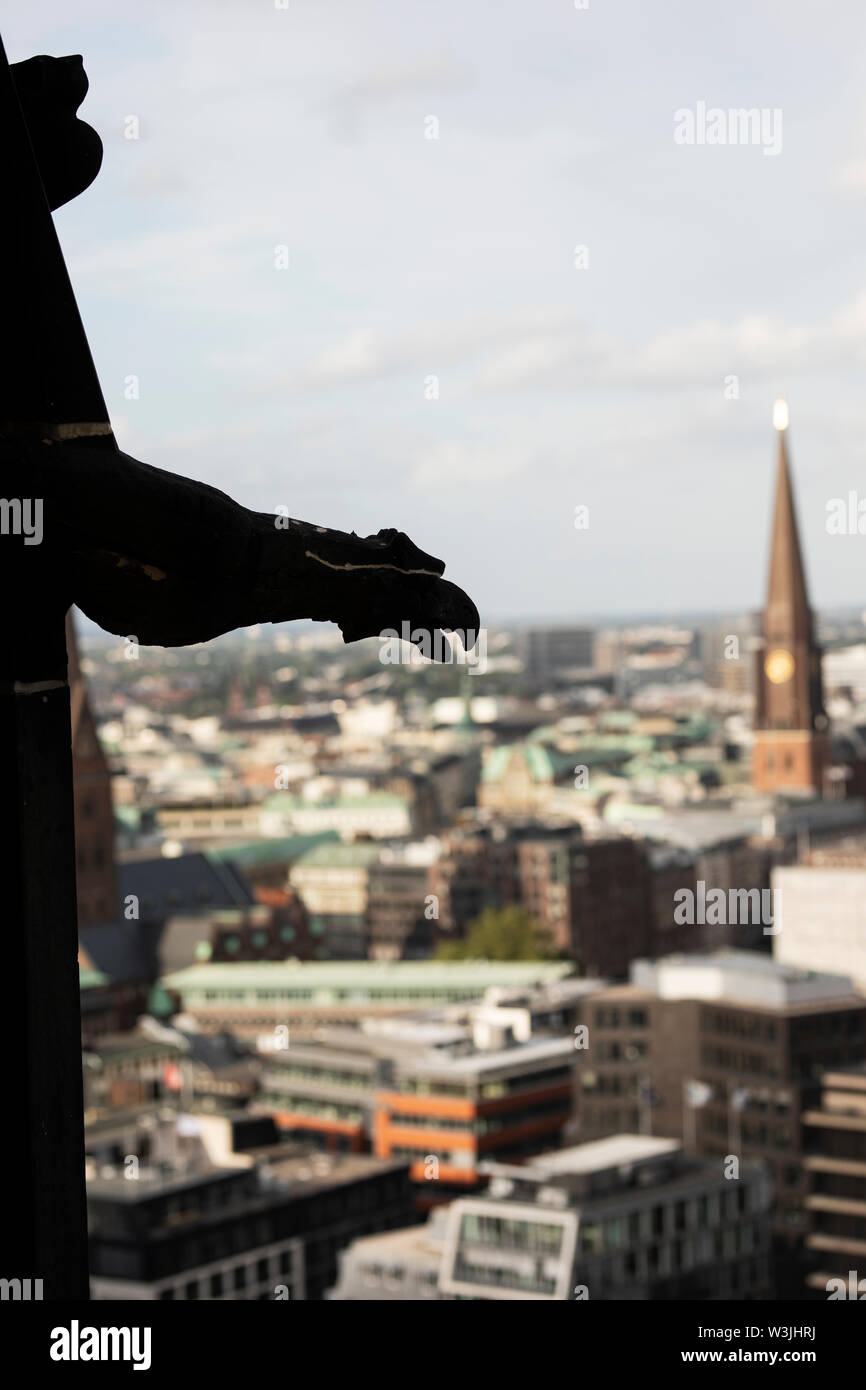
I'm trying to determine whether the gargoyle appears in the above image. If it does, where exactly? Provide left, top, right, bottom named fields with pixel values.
left=7, top=438, right=480, bottom=649
left=4, top=53, right=479, bottom=657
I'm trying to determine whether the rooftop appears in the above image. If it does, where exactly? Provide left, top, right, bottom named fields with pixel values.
left=164, top=959, right=575, bottom=995
left=631, top=950, right=860, bottom=1009
left=531, top=1134, right=680, bottom=1176
left=290, top=842, right=383, bottom=870
left=209, top=832, right=340, bottom=868
left=607, top=798, right=866, bottom=849
left=405, top=1035, right=575, bottom=1079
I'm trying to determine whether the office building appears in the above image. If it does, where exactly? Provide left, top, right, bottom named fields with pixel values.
left=802, top=1064, right=866, bottom=1297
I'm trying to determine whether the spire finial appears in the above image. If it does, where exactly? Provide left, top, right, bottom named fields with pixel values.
left=773, top=398, right=789, bottom=432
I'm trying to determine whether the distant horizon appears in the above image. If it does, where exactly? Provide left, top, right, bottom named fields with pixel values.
left=72, top=601, right=866, bottom=644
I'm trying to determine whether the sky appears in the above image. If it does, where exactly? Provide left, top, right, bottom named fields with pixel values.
left=11, top=0, right=866, bottom=622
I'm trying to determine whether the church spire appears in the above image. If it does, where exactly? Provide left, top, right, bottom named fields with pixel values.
left=764, top=400, right=812, bottom=644
left=752, top=401, right=829, bottom=795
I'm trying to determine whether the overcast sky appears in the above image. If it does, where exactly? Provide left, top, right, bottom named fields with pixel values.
left=12, top=1, right=866, bottom=621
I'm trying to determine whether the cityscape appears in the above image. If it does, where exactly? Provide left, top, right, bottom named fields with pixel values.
left=6, top=2, right=866, bottom=1365
left=67, top=408, right=866, bottom=1304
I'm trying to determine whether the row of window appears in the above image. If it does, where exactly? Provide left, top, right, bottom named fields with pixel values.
left=265, top=1063, right=371, bottom=1091
left=591, top=1009, right=649, bottom=1030
left=386, top=1099, right=569, bottom=1137
left=580, top=1188, right=753, bottom=1255
left=459, top=1212, right=564, bottom=1255
left=452, top=1253, right=556, bottom=1296
left=159, top=1247, right=296, bottom=1300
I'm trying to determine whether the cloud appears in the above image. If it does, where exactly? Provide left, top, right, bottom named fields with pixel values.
left=324, top=50, right=476, bottom=137
left=244, top=291, right=866, bottom=403
left=409, top=437, right=538, bottom=490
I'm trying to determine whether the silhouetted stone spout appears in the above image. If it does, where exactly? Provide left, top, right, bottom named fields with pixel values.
left=4, top=441, right=480, bottom=649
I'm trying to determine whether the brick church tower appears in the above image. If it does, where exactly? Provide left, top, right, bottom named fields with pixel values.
left=67, top=610, right=117, bottom=925
left=752, top=401, right=829, bottom=795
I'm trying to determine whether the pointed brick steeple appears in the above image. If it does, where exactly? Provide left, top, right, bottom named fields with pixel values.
left=765, top=419, right=812, bottom=646
left=67, top=610, right=117, bottom=924
left=752, top=403, right=828, bottom=794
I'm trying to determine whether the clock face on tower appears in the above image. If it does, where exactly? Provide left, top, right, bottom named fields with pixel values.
left=765, top=648, right=795, bottom=684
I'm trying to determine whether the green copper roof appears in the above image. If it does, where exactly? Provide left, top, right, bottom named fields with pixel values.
left=482, top=741, right=636, bottom=785
left=163, top=958, right=573, bottom=998
left=260, top=791, right=407, bottom=812
left=208, top=832, right=339, bottom=868
left=291, top=841, right=383, bottom=869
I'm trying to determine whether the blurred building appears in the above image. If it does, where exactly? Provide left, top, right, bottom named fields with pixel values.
left=68, top=612, right=117, bottom=928
left=82, top=1026, right=184, bottom=1112
left=372, top=1033, right=576, bottom=1201
left=431, top=823, right=518, bottom=938
left=478, top=742, right=579, bottom=815
left=519, top=626, right=595, bottom=683
left=87, top=1135, right=414, bottom=1301
left=329, top=1207, right=448, bottom=1300
left=288, top=841, right=381, bottom=958
left=257, top=1018, right=576, bottom=1202
left=208, top=898, right=313, bottom=963
left=802, top=1064, right=866, bottom=1297
left=333, top=1136, right=773, bottom=1300
left=432, top=819, right=651, bottom=976
left=161, top=959, right=575, bottom=1040
left=696, top=619, right=758, bottom=697
left=366, top=840, right=439, bottom=960
left=573, top=951, right=866, bottom=1296
left=773, top=854, right=866, bottom=991
left=261, top=786, right=412, bottom=841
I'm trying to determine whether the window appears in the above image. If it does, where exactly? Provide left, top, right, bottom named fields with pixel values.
left=604, top=1217, right=625, bottom=1250
left=581, top=1223, right=603, bottom=1254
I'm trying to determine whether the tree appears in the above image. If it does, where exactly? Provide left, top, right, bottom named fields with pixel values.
left=437, top=905, right=558, bottom=961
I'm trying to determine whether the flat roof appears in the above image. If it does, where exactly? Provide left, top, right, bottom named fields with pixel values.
left=164, top=960, right=575, bottom=993
left=87, top=1165, right=241, bottom=1202
left=532, top=1135, right=680, bottom=1176
left=407, top=1035, right=575, bottom=1079
left=632, top=950, right=859, bottom=1009
left=333, top=1219, right=444, bottom=1266
left=290, top=842, right=383, bottom=869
